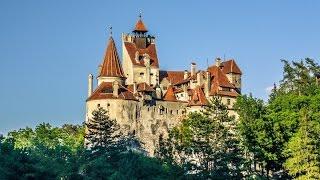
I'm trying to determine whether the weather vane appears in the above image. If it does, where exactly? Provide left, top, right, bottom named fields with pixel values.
left=139, top=10, right=142, bottom=19
left=109, top=26, right=112, bottom=37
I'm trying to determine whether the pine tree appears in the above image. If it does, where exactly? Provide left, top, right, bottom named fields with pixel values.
left=284, top=110, right=320, bottom=180
left=85, top=106, right=121, bottom=151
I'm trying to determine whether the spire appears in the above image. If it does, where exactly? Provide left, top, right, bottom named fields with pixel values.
left=99, top=36, right=125, bottom=78
left=133, top=12, right=148, bottom=33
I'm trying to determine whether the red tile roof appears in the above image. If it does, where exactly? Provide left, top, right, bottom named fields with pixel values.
left=87, top=82, right=136, bottom=101
left=208, top=65, right=235, bottom=89
left=124, top=42, right=159, bottom=68
left=99, top=37, right=125, bottom=78
left=159, top=71, right=186, bottom=84
left=163, top=86, right=178, bottom=102
left=188, top=86, right=208, bottom=106
left=217, top=90, right=239, bottom=97
left=133, top=19, right=148, bottom=33
left=137, top=82, right=154, bottom=92
left=221, top=59, right=242, bottom=75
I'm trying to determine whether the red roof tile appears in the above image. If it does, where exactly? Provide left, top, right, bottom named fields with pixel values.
left=221, top=59, right=242, bottom=75
left=137, top=82, right=154, bottom=92
left=188, top=86, right=208, bottom=106
left=163, top=86, right=178, bottom=102
left=208, top=65, right=235, bottom=89
left=100, top=37, right=125, bottom=77
left=217, top=90, right=239, bottom=97
left=133, top=19, right=148, bottom=33
left=124, top=42, right=159, bottom=68
left=87, top=82, right=136, bottom=101
left=159, top=71, right=186, bottom=84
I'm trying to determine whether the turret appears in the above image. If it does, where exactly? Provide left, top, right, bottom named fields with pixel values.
left=97, top=35, right=125, bottom=85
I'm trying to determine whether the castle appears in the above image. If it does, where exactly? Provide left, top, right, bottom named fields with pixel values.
left=85, top=15, right=242, bottom=155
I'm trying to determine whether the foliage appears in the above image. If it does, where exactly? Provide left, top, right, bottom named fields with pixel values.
left=162, top=97, right=247, bottom=179
left=85, top=106, right=120, bottom=151
left=284, top=109, right=320, bottom=179
left=234, top=58, right=320, bottom=179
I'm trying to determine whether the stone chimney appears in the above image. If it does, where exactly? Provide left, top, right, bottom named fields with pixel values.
left=184, top=70, right=188, bottom=80
left=215, top=58, right=222, bottom=67
left=88, top=74, right=93, bottom=97
left=191, top=62, right=196, bottom=77
left=133, top=82, right=137, bottom=94
left=143, top=53, right=151, bottom=85
left=197, top=72, right=202, bottom=86
left=205, top=71, right=211, bottom=97
left=113, top=81, right=119, bottom=98
left=98, top=64, right=102, bottom=76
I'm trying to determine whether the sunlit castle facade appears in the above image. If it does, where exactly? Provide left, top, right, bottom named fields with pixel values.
left=85, top=15, right=242, bottom=155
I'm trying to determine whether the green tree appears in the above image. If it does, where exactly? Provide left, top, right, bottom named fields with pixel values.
left=169, top=97, right=245, bottom=179
left=85, top=106, right=121, bottom=150
left=284, top=110, right=320, bottom=180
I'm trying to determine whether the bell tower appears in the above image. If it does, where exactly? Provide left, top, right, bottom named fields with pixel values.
left=122, top=13, right=160, bottom=87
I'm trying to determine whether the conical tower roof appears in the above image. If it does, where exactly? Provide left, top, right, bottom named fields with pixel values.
left=133, top=14, right=148, bottom=33
left=99, top=37, right=125, bottom=77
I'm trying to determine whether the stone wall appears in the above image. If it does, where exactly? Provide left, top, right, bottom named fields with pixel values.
left=86, top=99, right=188, bottom=155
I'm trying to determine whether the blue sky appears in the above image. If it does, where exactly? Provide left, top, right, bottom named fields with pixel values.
left=0, top=1, right=319, bottom=134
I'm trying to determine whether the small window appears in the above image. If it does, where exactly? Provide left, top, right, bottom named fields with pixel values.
left=177, top=110, right=179, bottom=114
left=163, top=86, right=167, bottom=90
left=140, top=72, right=144, bottom=76
left=97, top=104, right=100, bottom=107
left=150, top=73, right=154, bottom=76
left=180, top=94, right=183, bottom=97
left=227, top=99, right=231, bottom=105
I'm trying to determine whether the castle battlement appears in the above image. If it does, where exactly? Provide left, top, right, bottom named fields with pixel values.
left=85, top=15, right=242, bottom=155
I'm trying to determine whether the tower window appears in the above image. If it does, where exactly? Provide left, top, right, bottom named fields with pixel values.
left=227, top=99, right=231, bottom=105
left=140, top=72, right=144, bottom=76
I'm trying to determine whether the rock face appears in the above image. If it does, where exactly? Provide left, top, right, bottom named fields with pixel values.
left=85, top=15, right=242, bottom=155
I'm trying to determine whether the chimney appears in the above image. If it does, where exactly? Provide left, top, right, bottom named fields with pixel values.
left=98, top=64, right=102, bottom=75
left=191, top=62, right=196, bottom=77
left=184, top=70, right=188, bottom=79
left=144, top=54, right=151, bottom=85
left=113, top=81, right=119, bottom=98
left=133, top=82, right=137, bottom=94
left=88, top=74, right=93, bottom=97
left=183, top=84, right=188, bottom=100
left=205, top=71, right=211, bottom=97
left=197, top=72, right=202, bottom=86
left=215, top=58, right=222, bottom=67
